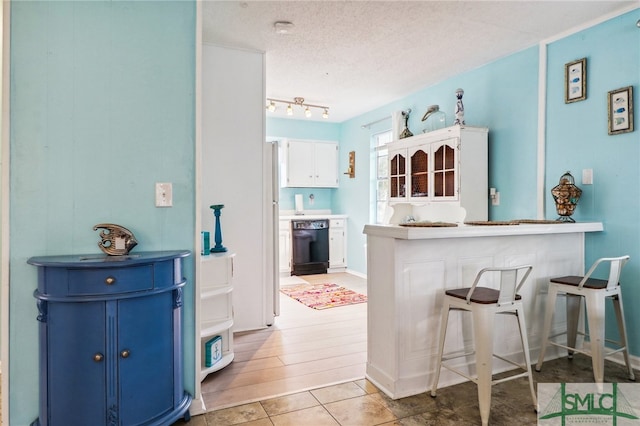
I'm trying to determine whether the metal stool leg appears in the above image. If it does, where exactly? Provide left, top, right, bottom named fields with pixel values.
left=515, top=306, right=537, bottom=411
left=431, top=299, right=451, bottom=397
left=565, top=294, right=582, bottom=358
left=473, top=307, right=495, bottom=426
left=584, top=292, right=606, bottom=384
left=536, top=285, right=558, bottom=371
left=612, top=294, right=635, bottom=380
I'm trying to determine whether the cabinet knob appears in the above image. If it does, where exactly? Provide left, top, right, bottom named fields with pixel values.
left=120, top=349, right=130, bottom=358
left=93, top=353, right=104, bottom=362
left=105, top=276, right=116, bottom=285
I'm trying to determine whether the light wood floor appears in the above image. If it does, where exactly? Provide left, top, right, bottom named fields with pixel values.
left=200, top=272, right=367, bottom=412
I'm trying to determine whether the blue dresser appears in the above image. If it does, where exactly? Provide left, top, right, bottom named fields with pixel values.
left=28, top=250, right=192, bottom=426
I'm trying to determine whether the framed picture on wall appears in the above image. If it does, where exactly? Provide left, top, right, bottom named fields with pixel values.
left=565, top=58, right=587, bottom=103
left=608, top=86, right=634, bottom=135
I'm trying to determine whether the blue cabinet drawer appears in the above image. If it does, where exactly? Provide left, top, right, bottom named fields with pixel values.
left=68, top=265, right=153, bottom=295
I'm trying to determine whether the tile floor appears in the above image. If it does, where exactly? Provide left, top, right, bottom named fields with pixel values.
left=175, top=354, right=638, bottom=425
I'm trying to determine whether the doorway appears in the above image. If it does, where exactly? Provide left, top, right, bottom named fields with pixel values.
left=199, top=272, right=367, bottom=411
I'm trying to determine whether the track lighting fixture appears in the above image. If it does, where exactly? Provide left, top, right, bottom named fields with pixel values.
left=266, top=97, right=330, bottom=119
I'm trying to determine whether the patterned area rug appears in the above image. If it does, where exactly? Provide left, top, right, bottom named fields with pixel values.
left=280, top=283, right=367, bottom=310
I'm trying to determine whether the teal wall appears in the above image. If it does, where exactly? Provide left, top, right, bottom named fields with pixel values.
left=9, top=1, right=196, bottom=424
left=335, top=45, right=541, bottom=275
left=545, top=12, right=640, bottom=345
left=267, top=117, right=341, bottom=211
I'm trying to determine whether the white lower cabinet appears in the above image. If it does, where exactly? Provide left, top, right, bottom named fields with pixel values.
left=279, top=220, right=292, bottom=274
left=279, top=217, right=347, bottom=274
left=329, top=219, right=347, bottom=269
left=199, top=252, right=235, bottom=381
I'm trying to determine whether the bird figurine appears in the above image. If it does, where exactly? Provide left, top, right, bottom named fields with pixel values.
left=93, top=223, right=138, bottom=256
left=454, top=88, right=465, bottom=125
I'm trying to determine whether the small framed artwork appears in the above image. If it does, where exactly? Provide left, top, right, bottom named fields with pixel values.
left=565, top=58, right=587, bottom=103
left=608, top=86, right=634, bottom=135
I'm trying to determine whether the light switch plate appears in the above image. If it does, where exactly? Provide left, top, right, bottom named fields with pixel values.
left=582, top=169, right=593, bottom=185
left=155, top=182, right=173, bottom=207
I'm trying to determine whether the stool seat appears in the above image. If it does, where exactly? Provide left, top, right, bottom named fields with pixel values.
left=431, top=265, right=536, bottom=426
left=446, top=287, right=522, bottom=304
left=550, top=275, right=611, bottom=289
left=536, top=256, right=634, bottom=384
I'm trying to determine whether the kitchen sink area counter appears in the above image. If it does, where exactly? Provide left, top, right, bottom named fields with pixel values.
left=363, top=221, right=603, bottom=400
left=279, top=212, right=349, bottom=275
left=279, top=214, right=349, bottom=221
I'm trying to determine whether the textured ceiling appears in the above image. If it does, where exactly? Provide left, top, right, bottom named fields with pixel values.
left=203, top=1, right=638, bottom=122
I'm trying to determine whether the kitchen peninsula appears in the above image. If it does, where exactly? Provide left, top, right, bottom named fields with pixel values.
left=363, top=221, right=603, bottom=399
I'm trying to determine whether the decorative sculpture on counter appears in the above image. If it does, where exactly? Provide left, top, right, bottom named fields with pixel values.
left=551, top=171, right=582, bottom=222
left=399, top=109, right=413, bottom=139
left=210, top=204, right=228, bottom=253
left=454, top=88, right=465, bottom=125
left=421, top=105, right=446, bottom=132
left=93, top=223, right=138, bottom=255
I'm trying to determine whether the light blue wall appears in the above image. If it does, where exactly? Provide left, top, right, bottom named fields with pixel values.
left=267, top=117, right=341, bottom=211
left=545, top=11, right=640, bottom=346
left=336, top=46, right=540, bottom=274
left=9, top=1, right=196, bottom=424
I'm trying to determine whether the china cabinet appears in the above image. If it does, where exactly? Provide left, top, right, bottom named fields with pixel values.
left=199, top=252, right=235, bottom=381
left=27, top=250, right=191, bottom=426
left=387, top=125, right=488, bottom=221
left=281, top=139, right=338, bottom=188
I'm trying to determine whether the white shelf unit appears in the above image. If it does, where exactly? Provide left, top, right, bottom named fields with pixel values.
left=199, top=252, right=235, bottom=381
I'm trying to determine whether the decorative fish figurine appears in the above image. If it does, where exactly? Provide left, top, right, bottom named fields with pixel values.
left=93, top=223, right=138, bottom=256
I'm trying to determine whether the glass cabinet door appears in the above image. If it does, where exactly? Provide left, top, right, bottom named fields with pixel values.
left=433, top=140, right=457, bottom=198
left=410, top=149, right=428, bottom=198
left=389, top=152, right=406, bottom=198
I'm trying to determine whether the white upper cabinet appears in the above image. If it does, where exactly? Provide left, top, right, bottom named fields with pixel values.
left=281, top=140, right=339, bottom=188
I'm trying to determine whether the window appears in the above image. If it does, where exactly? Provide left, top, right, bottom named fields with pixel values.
left=372, top=130, right=393, bottom=224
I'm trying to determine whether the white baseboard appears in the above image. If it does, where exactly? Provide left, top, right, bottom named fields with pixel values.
left=345, top=268, right=366, bottom=279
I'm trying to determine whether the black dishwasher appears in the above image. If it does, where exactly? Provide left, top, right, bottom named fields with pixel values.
left=291, top=219, right=329, bottom=275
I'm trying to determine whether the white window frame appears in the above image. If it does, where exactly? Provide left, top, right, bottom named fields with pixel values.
left=372, top=130, right=393, bottom=224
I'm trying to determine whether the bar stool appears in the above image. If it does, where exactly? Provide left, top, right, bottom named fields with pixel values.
left=431, top=265, right=537, bottom=426
left=535, top=255, right=635, bottom=384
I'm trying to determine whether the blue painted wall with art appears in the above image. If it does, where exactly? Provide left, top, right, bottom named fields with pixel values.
left=267, top=117, right=341, bottom=211
left=545, top=11, right=640, bottom=347
left=9, top=2, right=196, bottom=424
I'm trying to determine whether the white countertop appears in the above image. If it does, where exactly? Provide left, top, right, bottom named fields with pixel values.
left=280, top=214, right=348, bottom=221
left=363, top=221, right=603, bottom=240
